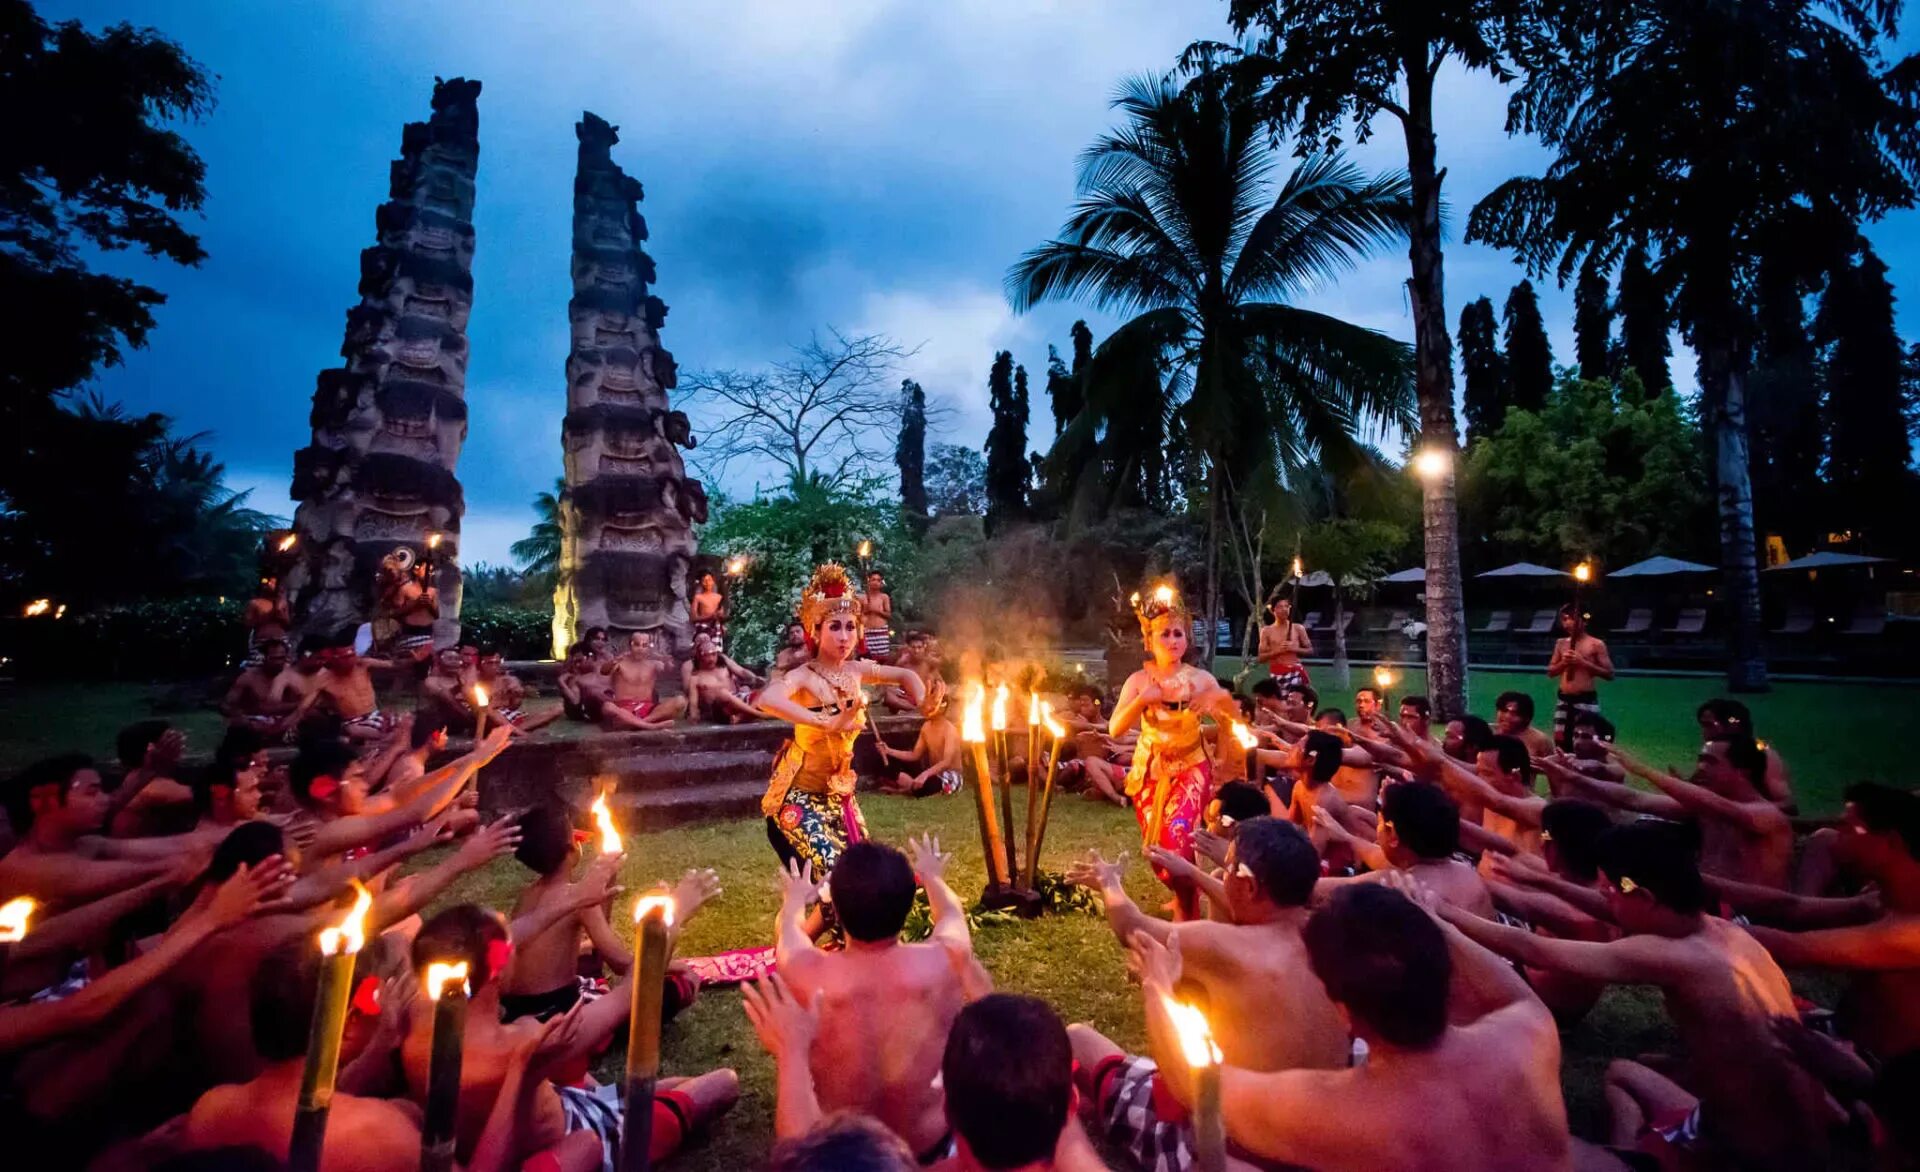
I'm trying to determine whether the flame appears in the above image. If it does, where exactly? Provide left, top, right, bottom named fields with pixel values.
left=427, top=533, right=442, bottom=550
left=1163, top=998, right=1223, bottom=1068
left=961, top=681, right=986, bottom=744
left=1153, top=585, right=1175, bottom=607
left=1573, top=561, right=1593, bottom=583
left=1231, top=721, right=1259, bottom=751
left=857, top=540, right=873, bottom=559
left=1028, top=691, right=1040, bottom=726
left=590, top=792, right=622, bottom=855
left=318, top=881, right=374, bottom=957
left=53, top=605, right=65, bottom=620
left=1412, top=448, right=1451, bottom=480
left=991, top=682, right=1010, bottom=732
left=425, top=961, right=470, bottom=1001
left=725, top=555, right=747, bottom=576
left=0, top=896, right=35, bottom=943
left=1041, top=702, right=1066, bottom=740
left=632, top=893, right=677, bottom=928
left=472, top=684, right=489, bottom=709
left=23, top=599, right=50, bottom=617
left=1373, top=666, right=1395, bottom=690
left=1291, top=556, right=1304, bottom=580
left=276, top=533, right=298, bottom=552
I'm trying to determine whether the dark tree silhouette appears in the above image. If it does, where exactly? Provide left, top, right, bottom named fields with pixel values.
left=1615, top=243, right=1672, bottom=398
left=1459, top=296, right=1506, bottom=440
left=895, top=378, right=929, bottom=535
left=1502, top=280, right=1555, bottom=415
left=1748, top=258, right=1825, bottom=555
left=984, top=351, right=1027, bottom=533
left=1574, top=265, right=1613, bottom=380
left=1818, top=242, right=1913, bottom=551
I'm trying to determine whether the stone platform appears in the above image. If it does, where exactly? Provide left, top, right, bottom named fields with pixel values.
left=461, top=714, right=926, bottom=830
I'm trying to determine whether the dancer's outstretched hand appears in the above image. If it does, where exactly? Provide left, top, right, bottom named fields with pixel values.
left=906, top=834, right=949, bottom=886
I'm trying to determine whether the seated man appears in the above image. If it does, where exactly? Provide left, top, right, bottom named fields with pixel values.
left=108, top=720, right=197, bottom=837
left=556, top=642, right=611, bottom=723
left=1438, top=820, right=1835, bottom=1172
left=775, top=836, right=989, bottom=1162
left=682, top=634, right=767, bottom=724
left=287, top=634, right=398, bottom=743
left=193, top=727, right=274, bottom=833
left=282, top=727, right=508, bottom=863
left=600, top=631, right=688, bottom=730
left=1124, top=883, right=1573, bottom=1171
left=476, top=647, right=561, bottom=735
left=1493, top=691, right=1555, bottom=759
left=222, top=637, right=299, bottom=736
left=882, top=630, right=937, bottom=712
left=376, top=710, right=451, bottom=795
left=1574, top=735, right=1793, bottom=889
left=0, top=754, right=178, bottom=906
left=1696, top=698, right=1794, bottom=811
left=176, top=937, right=552, bottom=1172
left=420, top=645, right=477, bottom=729
left=875, top=682, right=963, bottom=797
left=1067, top=818, right=1350, bottom=1169
left=270, top=636, right=327, bottom=715
left=772, top=621, right=811, bottom=676
left=1314, top=781, right=1497, bottom=920
left=399, top=904, right=738, bottom=1170
left=1397, top=694, right=1434, bottom=741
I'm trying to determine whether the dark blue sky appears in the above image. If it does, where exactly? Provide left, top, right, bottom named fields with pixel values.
left=47, top=2, right=1920, bottom=563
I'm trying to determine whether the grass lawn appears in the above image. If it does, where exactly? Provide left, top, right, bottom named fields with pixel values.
left=1, top=667, right=1898, bottom=1169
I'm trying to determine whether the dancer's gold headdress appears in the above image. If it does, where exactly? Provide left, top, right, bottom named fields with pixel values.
left=798, top=563, right=864, bottom=638
left=1130, top=581, right=1188, bottom=636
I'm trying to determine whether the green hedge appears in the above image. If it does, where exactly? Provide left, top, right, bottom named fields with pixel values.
left=457, top=604, right=553, bottom=659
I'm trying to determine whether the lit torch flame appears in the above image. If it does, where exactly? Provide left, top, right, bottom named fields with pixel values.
left=1373, top=666, right=1396, bottom=690
left=1292, top=557, right=1304, bottom=580
left=425, top=961, right=470, bottom=1001
left=427, top=533, right=442, bottom=551
left=725, top=555, right=747, bottom=576
left=991, top=682, right=1010, bottom=732
left=632, top=892, right=677, bottom=928
left=23, top=599, right=51, bottom=617
left=1028, top=690, right=1040, bottom=727
left=0, top=896, right=36, bottom=943
left=961, top=681, right=986, bottom=745
left=1153, top=585, right=1175, bottom=607
left=318, top=881, right=374, bottom=957
left=276, top=533, right=298, bottom=552
left=1041, top=702, right=1066, bottom=740
left=1573, top=561, right=1593, bottom=584
left=472, top=684, right=489, bottom=711
left=1231, top=721, right=1259, bottom=752
left=1129, top=591, right=1141, bottom=609
left=590, top=792, right=622, bottom=855
left=1164, top=998, right=1223, bottom=1068
left=857, top=540, right=872, bottom=559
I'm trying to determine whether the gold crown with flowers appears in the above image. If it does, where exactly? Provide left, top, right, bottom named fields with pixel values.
left=798, top=563, right=864, bottom=636
left=1130, top=581, right=1189, bottom=636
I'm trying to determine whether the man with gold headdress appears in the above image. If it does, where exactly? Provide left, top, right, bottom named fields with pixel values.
left=1109, top=581, right=1239, bottom=920
left=756, top=565, right=927, bottom=888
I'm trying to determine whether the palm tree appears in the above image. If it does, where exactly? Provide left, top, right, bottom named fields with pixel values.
left=1006, top=67, right=1414, bottom=663
left=510, top=478, right=565, bottom=585
left=1468, top=0, right=1920, bottom=692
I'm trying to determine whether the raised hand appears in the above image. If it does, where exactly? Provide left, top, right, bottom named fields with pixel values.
left=779, top=858, right=824, bottom=907
left=473, top=725, right=515, bottom=762
left=1382, top=868, right=1443, bottom=918
left=906, top=834, right=950, bottom=886
left=1147, top=846, right=1203, bottom=885
left=526, top=1000, right=591, bottom=1077
left=1065, top=848, right=1126, bottom=892
left=570, top=860, right=622, bottom=910
left=1127, top=929, right=1182, bottom=996
left=1191, top=829, right=1230, bottom=868
left=671, top=867, right=723, bottom=922
left=203, top=858, right=296, bottom=928
left=742, top=971, right=822, bottom=1064
left=454, top=814, right=521, bottom=869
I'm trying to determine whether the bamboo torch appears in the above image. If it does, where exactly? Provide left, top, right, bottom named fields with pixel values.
left=621, top=893, right=676, bottom=1172
left=472, top=683, right=489, bottom=743
left=290, top=882, right=373, bottom=1172
left=420, top=961, right=471, bottom=1172
left=1020, top=705, right=1068, bottom=892
left=1372, top=666, right=1396, bottom=722
left=1166, top=998, right=1226, bottom=1172
left=991, top=682, right=1016, bottom=880
left=961, top=682, right=1010, bottom=888
left=1232, top=721, right=1261, bottom=787
left=0, top=895, right=35, bottom=977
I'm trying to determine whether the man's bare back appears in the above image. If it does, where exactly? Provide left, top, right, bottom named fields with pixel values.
left=186, top=1064, right=425, bottom=1172
left=1170, top=918, right=1348, bottom=1072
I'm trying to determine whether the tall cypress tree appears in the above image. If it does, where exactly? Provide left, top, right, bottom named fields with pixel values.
left=1502, top=279, right=1555, bottom=414
left=1045, top=345, right=1076, bottom=437
left=1573, top=265, right=1613, bottom=380
left=1616, top=243, right=1671, bottom=398
left=1748, top=258, right=1824, bottom=553
left=1070, top=320, right=1093, bottom=375
left=984, top=350, right=1027, bottom=534
left=1458, top=296, right=1506, bottom=439
left=1817, top=243, right=1912, bottom=550
left=895, top=378, right=928, bottom=535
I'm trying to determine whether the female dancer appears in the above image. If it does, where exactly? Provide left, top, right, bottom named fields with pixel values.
left=1257, top=593, right=1314, bottom=692
left=756, top=564, right=926, bottom=886
left=1110, top=583, right=1238, bottom=920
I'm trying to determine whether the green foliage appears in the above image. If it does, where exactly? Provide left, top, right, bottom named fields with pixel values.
left=3, top=595, right=242, bottom=680
left=895, top=379, right=928, bottom=533
left=0, top=0, right=215, bottom=404
left=509, top=478, right=563, bottom=586
left=1462, top=373, right=1708, bottom=568
left=1458, top=296, right=1506, bottom=440
left=926, top=444, right=987, bottom=517
left=457, top=604, right=553, bottom=659
left=699, top=478, right=915, bottom=665
left=900, top=869, right=1101, bottom=940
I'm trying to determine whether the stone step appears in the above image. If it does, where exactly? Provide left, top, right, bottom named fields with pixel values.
left=610, top=779, right=766, bottom=830
left=590, top=748, right=776, bottom=790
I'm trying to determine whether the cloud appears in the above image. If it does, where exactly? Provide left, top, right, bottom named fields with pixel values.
left=854, top=281, right=1046, bottom=449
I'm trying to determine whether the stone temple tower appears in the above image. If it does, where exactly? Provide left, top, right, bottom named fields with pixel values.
left=552, top=112, right=707, bottom=659
left=288, top=78, right=481, bottom=644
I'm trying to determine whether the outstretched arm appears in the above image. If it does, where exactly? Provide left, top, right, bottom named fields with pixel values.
left=1747, top=918, right=1920, bottom=971
left=774, top=859, right=824, bottom=967
left=859, top=661, right=924, bottom=708
left=907, top=835, right=971, bottom=949
left=310, top=727, right=512, bottom=860
left=1435, top=898, right=1687, bottom=985
left=743, top=973, right=824, bottom=1139
left=1066, top=850, right=1172, bottom=946
left=373, top=817, right=523, bottom=933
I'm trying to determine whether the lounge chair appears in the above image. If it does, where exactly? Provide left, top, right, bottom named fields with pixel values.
left=1616, top=608, right=1654, bottom=635
left=1478, top=610, right=1512, bottom=634
left=1370, top=609, right=1408, bottom=634
left=1664, top=607, right=1707, bottom=635
left=1320, top=611, right=1354, bottom=637
left=1771, top=607, right=1815, bottom=636
left=1514, top=609, right=1556, bottom=635
left=1842, top=604, right=1887, bottom=637
left=1299, top=611, right=1322, bottom=630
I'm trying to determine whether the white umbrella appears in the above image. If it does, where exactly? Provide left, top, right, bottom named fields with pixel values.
left=1293, top=570, right=1370, bottom=588
left=1610, top=556, right=1716, bottom=578
left=1376, top=567, right=1426, bottom=584
left=1764, top=551, right=1892, bottom=572
left=1475, top=562, right=1570, bottom=578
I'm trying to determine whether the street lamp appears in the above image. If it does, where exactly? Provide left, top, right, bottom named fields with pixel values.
left=1412, top=447, right=1451, bottom=481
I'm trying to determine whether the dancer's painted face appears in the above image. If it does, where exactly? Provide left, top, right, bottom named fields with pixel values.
left=817, top=614, right=860, bottom=661
left=1146, top=614, right=1187, bottom=663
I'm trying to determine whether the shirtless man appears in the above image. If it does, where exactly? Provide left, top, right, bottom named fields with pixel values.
left=109, top=720, right=196, bottom=837
left=420, top=645, right=475, bottom=729
left=1353, top=686, right=1382, bottom=725
left=690, top=571, right=727, bottom=646
left=1256, top=596, right=1313, bottom=691
left=875, top=683, right=963, bottom=797
left=194, top=726, right=273, bottom=832
left=1493, top=691, right=1555, bottom=758
left=1129, top=881, right=1573, bottom=1171
left=773, top=621, right=812, bottom=676
left=1546, top=603, right=1612, bottom=750
left=1439, top=820, right=1834, bottom=1171
left=775, top=836, right=989, bottom=1162
left=222, top=638, right=299, bottom=736
left=242, top=575, right=292, bottom=664
left=399, top=904, right=738, bottom=1170
left=382, top=553, right=441, bottom=672
left=1746, top=782, right=1920, bottom=1060
left=882, top=630, right=937, bottom=712
left=861, top=571, right=894, bottom=661
left=1315, top=780, right=1497, bottom=919
left=283, top=727, right=509, bottom=864
left=682, top=634, right=766, bottom=723
left=176, top=937, right=555, bottom=1172
left=1564, top=736, right=1794, bottom=889
left=1067, top=818, right=1349, bottom=1172
left=1398, top=694, right=1433, bottom=741
left=583, top=626, right=615, bottom=662
left=0, top=754, right=176, bottom=907
left=556, top=643, right=611, bottom=723
left=270, top=636, right=327, bottom=719
left=1696, top=698, right=1794, bottom=811
left=600, top=632, right=687, bottom=730
left=288, top=636, right=397, bottom=743
left=478, top=648, right=561, bottom=735
left=377, top=710, right=450, bottom=795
